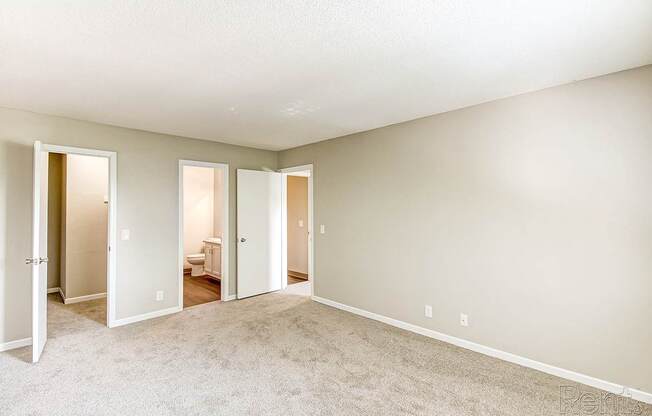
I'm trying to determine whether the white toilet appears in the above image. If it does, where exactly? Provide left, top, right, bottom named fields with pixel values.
left=186, top=254, right=205, bottom=277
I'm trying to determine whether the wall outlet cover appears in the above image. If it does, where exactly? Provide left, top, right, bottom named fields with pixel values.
left=424, top=305, right=433, bottom=318
left=156, top=290, right=164, bottom=301
left=460, top=313, right=469, bottom=327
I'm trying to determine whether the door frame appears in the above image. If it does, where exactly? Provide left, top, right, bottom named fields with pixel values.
left=39, top=143, right=118, bottom=328
left=178, top=160, right=230, bottom=306
left=280, top=164, right=314, bottom=297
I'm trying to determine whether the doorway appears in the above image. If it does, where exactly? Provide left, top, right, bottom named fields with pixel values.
left=234, top=165, right=313, bottom=299
left=281, top=165, right=314, bottom=297
left=283, top=169, right=311, bottom=293
left=47, top=152, right=110, bottom=333
left=178, top=160, right=229, bottom=308
left=30, top=142, right=117, bottom=363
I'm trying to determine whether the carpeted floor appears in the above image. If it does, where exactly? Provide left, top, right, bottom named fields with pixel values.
left=1, top=289, right=649, bottom=415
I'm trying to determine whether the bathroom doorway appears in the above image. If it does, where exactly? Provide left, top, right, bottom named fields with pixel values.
left=178, top=160, right=229, bottom=308
left=281, top=164, right=313, bottom=296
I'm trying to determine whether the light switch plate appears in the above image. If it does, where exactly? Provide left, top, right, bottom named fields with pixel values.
left=121, top=229, right=130, bottom=241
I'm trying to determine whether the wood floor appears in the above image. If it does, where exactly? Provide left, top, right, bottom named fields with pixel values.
left=288, top=275, right=307, bottom=285
left=183, top=275, right=220, bottom=308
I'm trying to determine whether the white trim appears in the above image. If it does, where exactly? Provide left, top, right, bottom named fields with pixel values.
left=311, top=296, right=652, bottom=405
left=41, top=143, right=118, bottom=328
left=61, top=292, right=107, bottom=305
left=57, top=286, right=106, bottom=304
left=108, top=148, right=117, bottom=327
left=0, top=337, right=32, bottom=352
left=47, top=287, right=60, bottom=294
left=110, top=306, right=182, bottom=328
left=42, top=144, right=115, bottom=158
left=280, top=164, right=314, bottom=297
left=631, top=389, right=652, bottom=407
left=178, top=160, right=230, bottom=307
left=223, top=294, right=236, bottom=302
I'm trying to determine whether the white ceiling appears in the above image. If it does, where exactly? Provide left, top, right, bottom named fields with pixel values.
left=1, top=1, right=651, bottom=150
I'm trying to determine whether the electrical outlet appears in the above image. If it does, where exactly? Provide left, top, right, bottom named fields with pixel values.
left=156, top=290, right=164, bottom=301
left=424, top=305, right=432, bottom=318
left=460, top=313, right=469, bottom=327
left=320, top=224, right=325, bottom=234
left=298, top=219, right=304, bottom=227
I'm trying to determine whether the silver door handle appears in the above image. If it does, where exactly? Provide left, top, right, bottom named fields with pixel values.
left=25, top=257, right=48, bottom=265
left=240, top=237, right=246, bottom=243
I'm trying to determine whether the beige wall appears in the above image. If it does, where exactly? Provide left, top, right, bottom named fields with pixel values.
left=46, top=153, right=63, bottom=290
left=183, top=165, right=214, bottom=269
left=62, top=154, right=109, bottom=298
left=287, top=176, right=308, bottom=274
left=0, top=108, right=277, bottom=344
left=279, top=65, right=652, bottom=392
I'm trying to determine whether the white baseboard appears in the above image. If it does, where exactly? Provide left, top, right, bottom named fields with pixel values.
left=312, top=296, right=652, bottom=405
left=47, top=287, right=60, bottom=294
left=61, top=291, right=106, bottom=304
left=223, top=294, right=236, bottom=301
left=0, top=337, right=32, bottom=352
left=110, top=306, right=182, bottom=328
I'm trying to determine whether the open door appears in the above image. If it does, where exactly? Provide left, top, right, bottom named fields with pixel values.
left=237, top=169, right=283, bottom=299
left=30, top=140, right=49, bottom=363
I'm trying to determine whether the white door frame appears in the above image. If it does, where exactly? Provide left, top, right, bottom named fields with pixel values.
left=178, top=160, right=230, bottom=306
left=40, top=143, right=118, bottom=327
left=280, top=164, right=314, bottom=297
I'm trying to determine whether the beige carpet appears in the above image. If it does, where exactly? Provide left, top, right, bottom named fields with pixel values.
left=1, top=291, right=649, bottom=415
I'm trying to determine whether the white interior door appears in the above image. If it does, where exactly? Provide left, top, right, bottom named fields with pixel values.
left=31, top=141, right=49, bottom=362
left=237, top=169, right=282, bottom=299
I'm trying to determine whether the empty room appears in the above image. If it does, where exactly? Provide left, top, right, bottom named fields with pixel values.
left=0, top=2, right=651, bottom=415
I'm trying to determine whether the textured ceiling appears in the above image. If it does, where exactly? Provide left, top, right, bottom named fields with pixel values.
left=1, top=1, right=651, bottom=150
